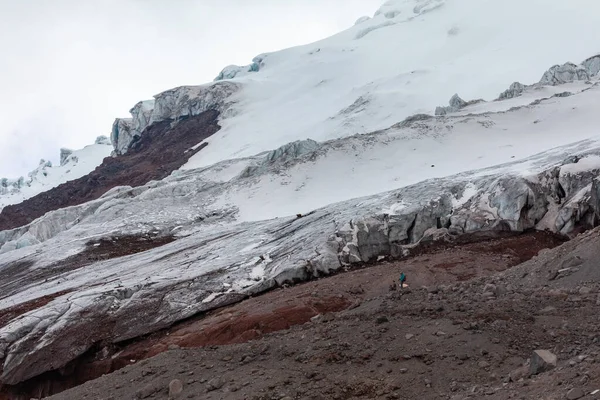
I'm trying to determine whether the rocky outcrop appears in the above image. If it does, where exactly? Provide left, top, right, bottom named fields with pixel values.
left=264, top=139, right=319, bottom=163
left=537, top=55, right=600, bottom=87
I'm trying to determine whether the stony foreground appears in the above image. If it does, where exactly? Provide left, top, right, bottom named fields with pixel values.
left=34, top=228, right=600, bottom=400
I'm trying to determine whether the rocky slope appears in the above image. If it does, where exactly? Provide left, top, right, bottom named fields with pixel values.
left=44, top=227, right=600, bottom=400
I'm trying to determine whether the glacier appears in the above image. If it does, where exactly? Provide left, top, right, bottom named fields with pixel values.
left=2, top=76, right=600, bottom=384
left=3, top=0, right=600, bottom=390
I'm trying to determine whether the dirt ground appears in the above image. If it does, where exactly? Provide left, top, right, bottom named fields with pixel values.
left=14, top=230, right=595, bottom=400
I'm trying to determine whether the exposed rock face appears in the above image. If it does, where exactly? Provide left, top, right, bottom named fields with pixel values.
left=111, top=82, right=238, bottom=156
left=395, top=113, right=434, bottom=128
left=566, top=388, right=585, bottom=400
left=449, top=93, right=468, bottom=109
left=539, top=62, right=590, bottom=86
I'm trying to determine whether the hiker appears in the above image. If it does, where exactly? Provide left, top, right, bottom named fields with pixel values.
left=399, top=272, right=407, bottom=289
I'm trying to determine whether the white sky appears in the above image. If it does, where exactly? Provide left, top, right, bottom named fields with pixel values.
left=0, top=0, right=382, bottom=178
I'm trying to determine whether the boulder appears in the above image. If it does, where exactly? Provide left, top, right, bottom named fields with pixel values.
left=206, top=377, right=224, bottom=392
left=168, top=379, right=183, bottom=399
left=566, top=388, right=585, bottom=400
left=509, top=365, right=529, bottom=382
left=530, top=350, right=557, bottom=375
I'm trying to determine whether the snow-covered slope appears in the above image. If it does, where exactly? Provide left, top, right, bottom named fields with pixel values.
left=180, top=0, right=600, bottom=169
left=107, top=0, right=600, bottom=177
left=214, top=81, right=600, bottom=222
left=0, top=136, right=112, bottom=212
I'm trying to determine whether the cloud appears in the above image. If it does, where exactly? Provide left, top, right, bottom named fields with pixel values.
left=0, top=0, right=381, bottom=177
